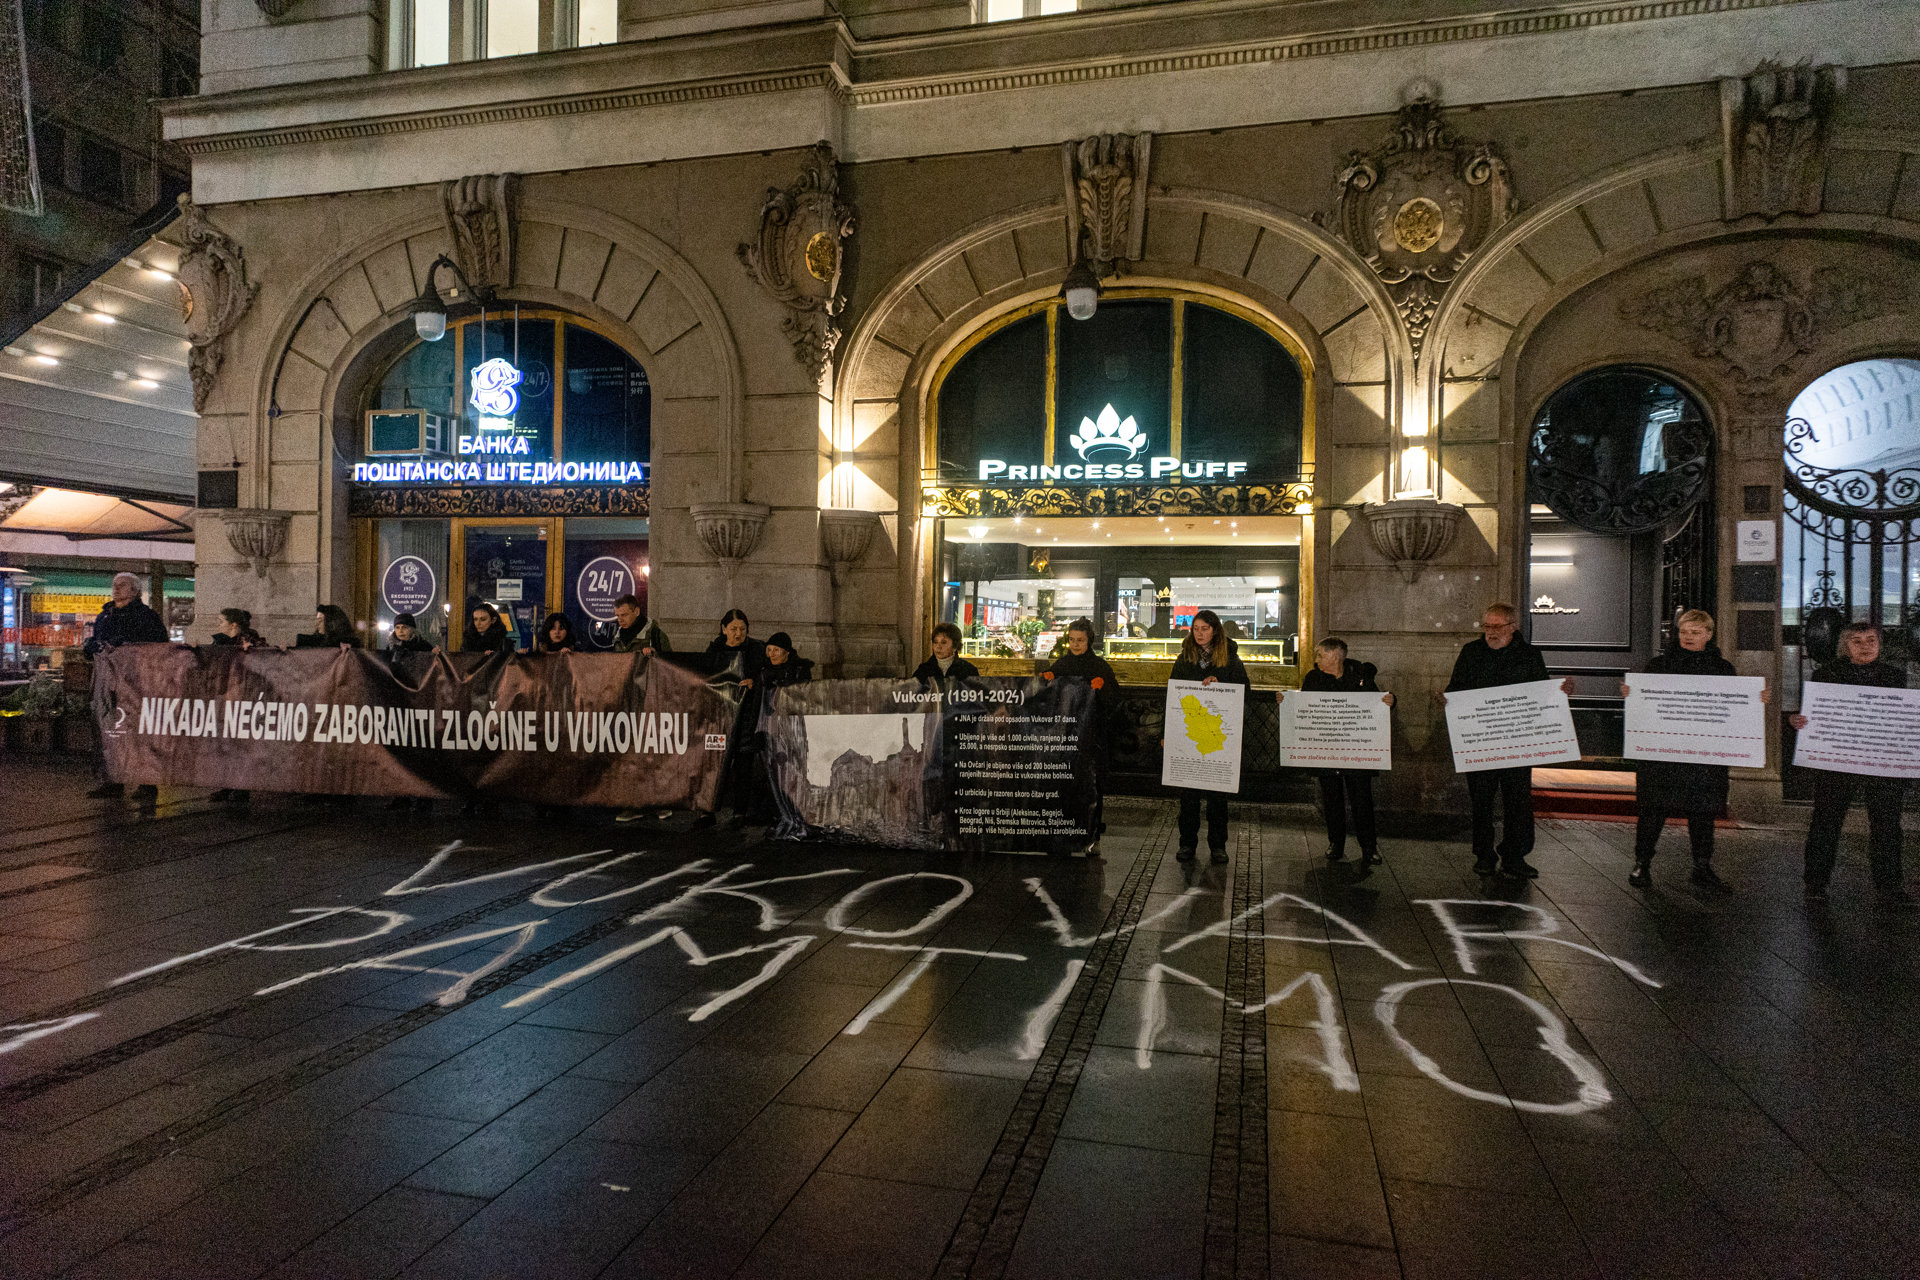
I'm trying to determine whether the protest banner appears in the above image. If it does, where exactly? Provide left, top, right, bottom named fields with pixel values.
left=1623, top=673, right=1766, bottom=768
left=1277, top=690, right=1392, bottom=772
left=1161, top=679, right=1245, bottom=793
left=1444, top=680, right=1581, bottom=773
left=760, top=676, right=1100, bottom=852
left=1792, top=682, right=1920, bottom=779
left=94, top=645, right=736, bottom=809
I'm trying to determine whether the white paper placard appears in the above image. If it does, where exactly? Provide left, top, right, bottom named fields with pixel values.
left=1444, top=679, right=1581, bottom=773
left=493, top=578, right=523, bottom=602
left=1278, top=690, right=1392, bottom=771
left=1793, top=682, right=1920, bottom=779
left=1623, top=673, right=1767, bottom=768
left=1162, top=679, right=1245, bottom=793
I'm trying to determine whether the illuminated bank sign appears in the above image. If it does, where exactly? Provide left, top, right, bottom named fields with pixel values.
left=351, top=459, right=647, bottom=485
left=978, top=404, right=1248, bottom=484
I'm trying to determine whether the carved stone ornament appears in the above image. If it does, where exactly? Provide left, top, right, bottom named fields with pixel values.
left=1620, top=261, right=1909, bottom=393
left=738, top=142, right=855, bottom=385
left=1722, top=62, right=1844, bottom=221
left=441, top=173, right=516, bottom=293
left=1331, top=86, right=1513, bottom=360
left=254, top=0, right=298, bottom=16
left=175, top=196, right=258, bottom=415
left=819, top=509, right=881, bottom=588
left=216, top=508, right=290, bottom=579
left=1360, top=498, right=1465, bottom=584
left=1062, top=132, right=1151, bottom=271
left=691, top=501, right=772, bottom=602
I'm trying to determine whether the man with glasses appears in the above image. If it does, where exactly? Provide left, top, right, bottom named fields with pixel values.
left=1436, top=603, right=1572, bottom=879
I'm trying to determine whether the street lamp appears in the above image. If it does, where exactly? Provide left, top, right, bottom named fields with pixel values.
left=408, top=254, right=486, bottom=342
left=1061, top=258, right=1100, bottom=321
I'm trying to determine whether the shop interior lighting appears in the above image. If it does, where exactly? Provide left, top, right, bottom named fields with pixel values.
left=29, top=354, right=57, bottom=366
left=967, top=525, right=988, bottom=539
left=133, top=378, right=160, bottom=389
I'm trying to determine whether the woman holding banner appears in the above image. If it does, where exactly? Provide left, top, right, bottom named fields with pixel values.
left=1621, top=609, right=1764, bottom=890
left=1296, top=637, right=1394, bottom=874
left=1168, top=610, right=1249, bottom=864
left=1050, top=618, right=1121, bottom=856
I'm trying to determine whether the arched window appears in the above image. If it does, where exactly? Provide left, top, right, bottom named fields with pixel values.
left=925, top=292, right=1311, bottom=673
left=1527, top=368, right=1711, bottom=535
left=933, top=294, right=1307, bottom=492
left=1782, top=357, right=1920, bottom=665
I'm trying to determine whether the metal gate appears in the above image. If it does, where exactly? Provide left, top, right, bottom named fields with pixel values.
left=1781, top=415, right=1920, bottom=800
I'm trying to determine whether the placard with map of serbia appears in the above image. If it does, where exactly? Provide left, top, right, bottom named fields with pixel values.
left=1161, top=678, right=1245, bottom=793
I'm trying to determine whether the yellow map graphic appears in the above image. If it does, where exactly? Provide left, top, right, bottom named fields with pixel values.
left=1180, top=694, right=1226, bottom=755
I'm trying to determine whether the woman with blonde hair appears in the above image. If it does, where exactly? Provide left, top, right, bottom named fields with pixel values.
left=1622, top=609, right=1767, bottom=889
left=1166, top=609, right=1250, bottom=864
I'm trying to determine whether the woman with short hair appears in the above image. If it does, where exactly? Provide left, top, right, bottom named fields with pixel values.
left=1622, top=609, right=1766, bottom=889
left=1290, top=637, right=1394, bottom=875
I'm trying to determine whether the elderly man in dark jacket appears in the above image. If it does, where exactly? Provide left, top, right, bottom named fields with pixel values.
left=84, top=573, right=169, bottom=802
left=1437, top=602, right=1571, bottom=881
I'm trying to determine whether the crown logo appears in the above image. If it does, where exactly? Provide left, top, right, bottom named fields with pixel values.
left=1069, top=404, right=1147, bottom=462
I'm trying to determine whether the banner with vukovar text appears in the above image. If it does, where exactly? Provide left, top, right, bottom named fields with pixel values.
left=92, top=645, right=737, bottom=809
left=761, top=676, right=1100, bottom=852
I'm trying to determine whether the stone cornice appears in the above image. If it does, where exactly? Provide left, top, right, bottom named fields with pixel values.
left=165, top=0, right=1895, bottom=167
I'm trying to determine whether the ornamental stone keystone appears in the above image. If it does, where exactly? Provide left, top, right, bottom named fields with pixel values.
left=217, top=508, right=291, bottom=579
left=1361, top=498, right=1465, bottom=583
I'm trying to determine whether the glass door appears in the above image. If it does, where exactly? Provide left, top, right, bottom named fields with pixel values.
left=451, top=519, right=561, bottom=651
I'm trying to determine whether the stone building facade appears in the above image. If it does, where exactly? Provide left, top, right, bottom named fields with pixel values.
left=163, top=0, right=1920, bottom=818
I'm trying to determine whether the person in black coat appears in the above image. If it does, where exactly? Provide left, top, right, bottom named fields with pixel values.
left=83, top=573, right=169, bottom=802
left=701, top=609, right=768, bottom=825
left=1622, top=610, right=1768, bottom=890
left=84, top=572, right=169, bottom=656
left=1049, top=618, right=1120, bottom=855
left=385, top=612, right=434, bottom=658
left=913, top=622, right=980, bottom=682
left=1436, top=602, right=1571, bottom=880
left=1167, top=609, right=1251, bottom=864
left=748, top=632, right=814, bottom=824
left=537, top=612, right=578, bottom=653
left=1791, top=622, right=1913, bottom=908
left=462, top=601, right=514, bottom=655
left=296, top=605, right=361, bottom=649
left=1291, top=637, right=1394, bottom=874
left=211, top=607, right=263, bottom=649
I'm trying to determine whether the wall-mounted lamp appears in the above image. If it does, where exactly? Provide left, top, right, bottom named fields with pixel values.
left=408, top=254, right=490, bottom=342
left=1061, top=259, right=1100, bottom=321
left=1395, top=444, right=1434, bottom=499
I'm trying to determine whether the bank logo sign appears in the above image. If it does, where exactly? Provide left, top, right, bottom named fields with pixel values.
left=470, top=358, right=523, bottom=420
left=979, top=402, right=1250, bottom=484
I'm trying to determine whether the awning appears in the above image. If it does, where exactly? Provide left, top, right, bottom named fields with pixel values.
left=0, top=486, right=194, bottom=540
left=0, top=203, right=196, bottom=502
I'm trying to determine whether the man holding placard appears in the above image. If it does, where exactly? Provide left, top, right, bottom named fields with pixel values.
left=1620, top=610, right=1769, bottom=890
left=1789, top=622, right=1915, bottom=908
left=1282, top=637, right=1394, bottom=874
left=1436, top=603, right=1576, bottom=880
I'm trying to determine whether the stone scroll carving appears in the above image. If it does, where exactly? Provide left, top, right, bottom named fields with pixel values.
left=441, top=173, right=517, bottom=293
left=175, top=196, right=258, bottom=415
left=1721, top=62, right=1845, bottom=221
left=738, top=142, right=856, bottom=385
left=1621, top=261, right=1907, bottom=393
left=1062, top=132, right=1151, bottom=272
left=1331, top=86, right=1513, bottom=360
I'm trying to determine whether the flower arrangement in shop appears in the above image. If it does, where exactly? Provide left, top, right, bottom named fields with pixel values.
left=0, top=673, right=66, bottom=718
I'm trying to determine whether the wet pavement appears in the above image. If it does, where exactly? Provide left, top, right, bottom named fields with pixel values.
left=0, top=756, right=1916, bottom=1279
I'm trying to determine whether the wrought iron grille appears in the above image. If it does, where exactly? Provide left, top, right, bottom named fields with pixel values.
left=1781, top=414, right=1920, bottom=802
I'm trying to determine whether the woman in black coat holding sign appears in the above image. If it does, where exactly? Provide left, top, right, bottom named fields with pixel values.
left=1166, top=610, right=1250, bottom=865
left=1049, top=618, right=1121, bottom=856
left=1622, top=609, right=1766, bottom=890
left=1294, top=637, right=1395, bottom=874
